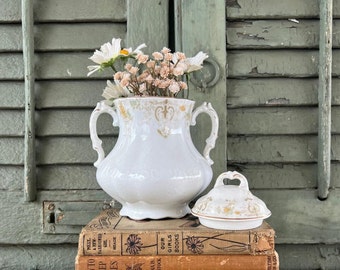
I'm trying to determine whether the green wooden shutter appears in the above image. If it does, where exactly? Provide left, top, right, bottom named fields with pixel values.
left=226, top=0, right=340, bottom=269
left=175, top=0, right=227, bottom=185
left=0, top=0, right=167, bottom=268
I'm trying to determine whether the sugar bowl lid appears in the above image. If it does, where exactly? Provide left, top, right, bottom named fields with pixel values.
left=191, top=171, right=271, bottom=230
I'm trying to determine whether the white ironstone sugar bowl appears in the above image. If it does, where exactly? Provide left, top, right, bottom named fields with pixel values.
left=191, top=171, right=271, bottom=230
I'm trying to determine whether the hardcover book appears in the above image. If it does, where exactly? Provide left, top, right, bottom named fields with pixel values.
left=78, top=209, right=275, bottom=256
left=75, top=252, right=279, bottom=270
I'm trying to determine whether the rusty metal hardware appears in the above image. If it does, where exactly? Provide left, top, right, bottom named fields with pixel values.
left=43, top=201, right=114, bottom=234
left=190, top=58, right=220, bottom=89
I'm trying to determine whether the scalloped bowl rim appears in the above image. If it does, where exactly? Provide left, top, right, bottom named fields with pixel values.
left=192, top=210, right=272, bottom=230
left=191, top=209, right=272, bottom=222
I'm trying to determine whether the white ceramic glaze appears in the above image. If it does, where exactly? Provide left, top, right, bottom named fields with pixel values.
left=192, top=171, right=271, bottom=230
left=197, top=216, right=264, bottom=230
left=89, top=97, right=219, bottom=220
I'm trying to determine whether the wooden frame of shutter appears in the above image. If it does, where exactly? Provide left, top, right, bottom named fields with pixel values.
left=22, top=0, right=36, bottom=202
left=318, top=0, right=333, bottom=200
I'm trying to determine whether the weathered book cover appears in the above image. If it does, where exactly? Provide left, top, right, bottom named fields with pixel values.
left=75, top=252, right=279, bottom=270
left=78, top=209, right=275, bottom=256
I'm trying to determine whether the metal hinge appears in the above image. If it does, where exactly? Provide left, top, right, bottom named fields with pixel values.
left=43, top=201, right=114, bottom=234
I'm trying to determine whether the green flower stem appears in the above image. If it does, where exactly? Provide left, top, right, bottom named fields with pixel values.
left=185, top=74, right=190, bottom=99
left=110, top=65, right=117, bottom=73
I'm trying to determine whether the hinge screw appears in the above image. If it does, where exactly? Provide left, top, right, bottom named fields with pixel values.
left=47, top=203, right=55, bottom=211
left=49, top=225, right=55, bottom=232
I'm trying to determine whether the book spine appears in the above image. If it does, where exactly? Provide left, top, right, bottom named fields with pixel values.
left=75, top=252, right=279, bottom=270
left=79, top=230, right=274, bottom=256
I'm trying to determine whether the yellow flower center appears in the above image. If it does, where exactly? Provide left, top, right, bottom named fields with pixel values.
left=120, top=49, right=129, bottom=55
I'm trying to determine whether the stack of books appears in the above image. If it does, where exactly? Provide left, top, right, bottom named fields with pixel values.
left=75, top=209, right=279, bottom=269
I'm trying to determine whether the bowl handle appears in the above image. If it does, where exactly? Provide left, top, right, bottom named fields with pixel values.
left=214, top=171, right=249, bottom=190
left=191, top=102, right=219, bottom=165
left=89, top=101, right=119, bottom=167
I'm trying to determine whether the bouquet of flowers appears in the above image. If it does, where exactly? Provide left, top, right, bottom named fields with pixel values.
left=87, top=37, right=208, bottom=104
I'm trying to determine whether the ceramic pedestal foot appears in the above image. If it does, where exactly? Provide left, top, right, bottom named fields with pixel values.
left=120, top=202, right=190, bottom=220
